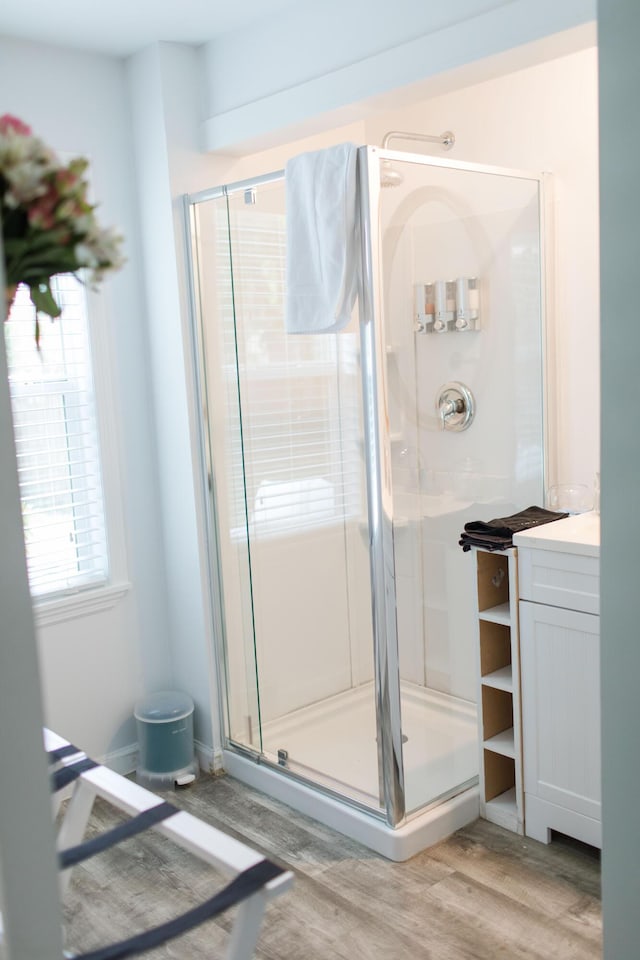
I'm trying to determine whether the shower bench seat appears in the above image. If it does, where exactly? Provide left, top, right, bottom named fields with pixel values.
left=44, top=728, right=294, bottom=960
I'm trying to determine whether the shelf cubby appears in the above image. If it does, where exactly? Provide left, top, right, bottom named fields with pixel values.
left=478, top=602, right=511, bottom=625
left=481, top=686, right=513, bottom=742
left=481, top=665, right=513, bottom=691
left=479, top=620, right=511, bottom=677
left=477, top=552, right=510, bottom=611
left=484, top=728, right=516, bottom=759
left=473, top=547, right=524, bottom=835
left=485, top=786, right=517, bottom=815
left=483, top=750, right=516, bottom=802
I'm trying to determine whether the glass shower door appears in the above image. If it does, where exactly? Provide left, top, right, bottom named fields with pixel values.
left=192, top=178, right=382, bottom=812
left=190, top=192, right=263, bottom=758
left=362, top=147, right=545, bottom=817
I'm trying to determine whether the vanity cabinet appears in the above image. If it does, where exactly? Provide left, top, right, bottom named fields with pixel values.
left=514, top=514, right=601, bottom=849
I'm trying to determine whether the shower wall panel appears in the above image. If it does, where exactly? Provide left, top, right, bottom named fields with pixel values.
left=249, top=529, right=352, bottom=720
left=376, top=153, right=544, bottom=805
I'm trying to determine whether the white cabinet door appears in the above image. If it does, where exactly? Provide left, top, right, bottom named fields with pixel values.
left=520, top=599, right=601, bottom=847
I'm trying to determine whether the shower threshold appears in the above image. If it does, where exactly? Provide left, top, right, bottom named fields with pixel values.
left=223, top=683, right=480, bottom=861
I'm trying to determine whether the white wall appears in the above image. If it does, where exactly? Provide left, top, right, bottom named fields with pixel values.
left=0, top=35, right=172, bottom=762
left=598, top=2, right=640, bottom=956
left=203, top=0, right=511, bottom=116
left=126, top=43, right=247, bottom=761
left=200, top=0, right=596, bottom=152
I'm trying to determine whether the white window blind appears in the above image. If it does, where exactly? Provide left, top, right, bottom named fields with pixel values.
left=4, top=276, right=109, bottom=598
left=217, top=207, right=363, bottom=539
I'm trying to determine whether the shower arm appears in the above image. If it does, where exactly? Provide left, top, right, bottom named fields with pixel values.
left=381, top=130, right=455, bottom=151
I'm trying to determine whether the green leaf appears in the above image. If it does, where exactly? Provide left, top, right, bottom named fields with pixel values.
left=29, top=282, right=62, bottom=319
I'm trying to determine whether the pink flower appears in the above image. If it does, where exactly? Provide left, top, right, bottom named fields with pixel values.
left=55, top=168, right=79, bottom=194
left=0, top=114, right=32, bottom=136
left=55, top=197, right=84, bottom=222
left=27, top=184, right=59, bottom=230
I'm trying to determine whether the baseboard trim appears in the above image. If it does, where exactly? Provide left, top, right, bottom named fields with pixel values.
left=195, top=739, right=223, bottom=774
left=102, top=741, right=222, bottom=776
left=54, top=741, right=220, bottom=803
left=102, top=742, right=138, bottom=776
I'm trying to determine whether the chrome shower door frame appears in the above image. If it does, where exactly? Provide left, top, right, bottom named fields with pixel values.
left=184, top=165, right=408, bottom=827
left=357, top=146, right=405, bottom=826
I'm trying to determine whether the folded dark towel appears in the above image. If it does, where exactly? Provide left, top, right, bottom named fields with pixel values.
left=459, top=534, right=513, bottom=552
left=459, top=505, right=569, bottom=552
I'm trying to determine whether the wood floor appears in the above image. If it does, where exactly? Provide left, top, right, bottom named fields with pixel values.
left=62, top=773, right=602, bottom=959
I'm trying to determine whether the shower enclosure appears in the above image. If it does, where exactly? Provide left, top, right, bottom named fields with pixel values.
left=185, top=146, right=546, bottom=859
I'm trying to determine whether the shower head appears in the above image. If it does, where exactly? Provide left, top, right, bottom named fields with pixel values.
left=379, top=130, right=455, bottom=189
left=381, top=130, right=455, bottom=150
left=380, top=159, right=404, bottom=188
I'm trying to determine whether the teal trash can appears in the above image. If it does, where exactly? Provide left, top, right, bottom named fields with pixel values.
left=134, top=691, right=198, bottom=790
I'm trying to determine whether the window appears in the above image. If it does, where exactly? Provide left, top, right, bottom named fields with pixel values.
left=4, top=276, right=109, bottom=598
left=215, top=207, right=363, bottom=539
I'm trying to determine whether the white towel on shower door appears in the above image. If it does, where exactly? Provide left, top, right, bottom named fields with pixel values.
left=284, top=142, right=360, bottom=334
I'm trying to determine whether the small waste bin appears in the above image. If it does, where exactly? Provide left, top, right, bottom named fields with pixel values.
left=134, top=690, right=198, bottom=790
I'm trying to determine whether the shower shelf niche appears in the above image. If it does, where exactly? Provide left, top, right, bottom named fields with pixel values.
left=473, top=548, right=524, bottom=835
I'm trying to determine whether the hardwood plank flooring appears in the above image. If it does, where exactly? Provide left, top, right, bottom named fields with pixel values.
left=62, top=773, right=601, bottom=959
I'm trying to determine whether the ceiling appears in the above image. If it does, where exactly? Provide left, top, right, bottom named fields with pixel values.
left=0, top=0, right=308, bottom=57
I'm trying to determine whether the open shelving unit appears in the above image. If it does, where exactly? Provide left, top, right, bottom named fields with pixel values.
left=474, top=548, right=524, bottom=834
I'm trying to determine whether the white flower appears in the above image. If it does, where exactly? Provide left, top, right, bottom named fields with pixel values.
left=0, top=132, right=54, bottom=172
left=90, top=226, right=125, bottom=266
left=74, top=242, right=100, bottom=269
left=4, top=160, right=48, bottom=205
left=74, top=213, right=94, bottom=235
left=0, top=132, right=31, bottom=168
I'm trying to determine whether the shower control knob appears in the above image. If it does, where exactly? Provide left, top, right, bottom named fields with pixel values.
left=436, top=382, right=475, bottom=432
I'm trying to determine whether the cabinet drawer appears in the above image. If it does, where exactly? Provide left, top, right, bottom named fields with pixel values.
left=518, top=548, right=599, bottom=614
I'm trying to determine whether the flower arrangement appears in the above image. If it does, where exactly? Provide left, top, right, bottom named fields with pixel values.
left=0, top=113, right=124, bottom=340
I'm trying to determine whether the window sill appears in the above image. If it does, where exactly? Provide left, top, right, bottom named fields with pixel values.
left=33, top=581, right=131, bottom=627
